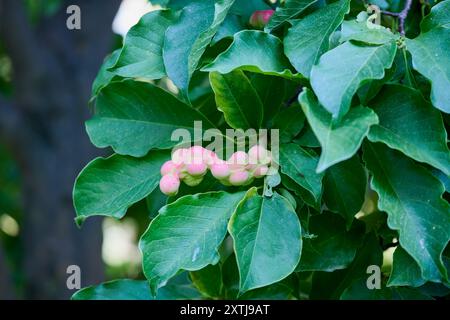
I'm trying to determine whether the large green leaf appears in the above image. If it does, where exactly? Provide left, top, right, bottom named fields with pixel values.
left=73, top=151, right=168, bottom=224
left=298, top=213, right=364, bottom=272
left=299, top=88, right=378, bottom=172
left=189, top=264, right=223, bottom=299
left=339, top=20, right=399, bottom=45
left=140, top=191, right=246, bottom=295
left=72, top=280, right=153, bottom=300
left=420, top=0, right=450, bottom=32
left=86, top=80, right=214, bottom=157
left=250, top=74, right=285, bottom=124
left=284, top=0, right=350, bottom=77
left=363, top=142, right=450, bottom=283
left=72, top=274, right=202, bottom=300
left=202, top=31, right=301, bottom=79
left=228, top=188, right=302, bottom=293
left=163, top=0, right=235, bottom=96
left=109, top=10, right=176, bottom=79
left=210, top=70, right=263, bottom=129
left=310, top=233, right=383, bottom=299
left=91, top=49, right=121, bottom=98
left=407, top=27, right=450, bottom=113
left=322, top=156, right=367, bottom=228
left=367, top=84, right=450, bottom=176
left=272, top=104, right=305, bottom=143
left=310, top=41, right=397, bottom=119
left=265, top=0, right=318, bottom=32
left=279, top=143, right=324, bottom=202
left=388, top=246, right=426, bottom=287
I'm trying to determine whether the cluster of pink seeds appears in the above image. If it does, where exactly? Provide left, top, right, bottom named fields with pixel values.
left=159, top=145, right=272, bottom=196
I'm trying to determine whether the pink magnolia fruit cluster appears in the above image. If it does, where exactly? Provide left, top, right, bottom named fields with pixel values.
left=249, top=10, right=275, bottom=29
left=159, top=145, right=272, bottom=196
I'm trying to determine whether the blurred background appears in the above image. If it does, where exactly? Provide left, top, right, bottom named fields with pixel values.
left=0, top=0, right=160, bottom=299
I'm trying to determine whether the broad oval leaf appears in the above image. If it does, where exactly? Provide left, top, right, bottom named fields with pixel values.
left=367, top=84, right=450, bottom=176
left=363, top=142, right=450, bottom=283
left=298, top=213, right=364, bottom=272
left=163, top=0, right=235, bottom=96
left=322, top=156, right=367, bottom=228
left=265, top=0, right=318, bottom=32
left=407, top=27, right=450, bottom=113
left=279, top=143, right=324, bottom=202
left=299, top=88, right=378, bottom=172
left=72, top=280, right=153, bottom=300
left=202, top=30, right=301, bottom=80
left=388, top=246, right=426, bottom=288
left=339, top=20, right=399, bottom=45
left=284, top=0, right=350, bottom=77
left=109, top=10, right=176, bottom=79
left=420, top=0, right=450, bottom=32
left=210, top=70, right=263, bottom=129
left=228, top=188, right=302, bottom=293
left=86, top=80, right=214, bottom=157
left=310, top=41, right=397, bottom=119
left=73, top=151, right=169, bottom=224
left=140, top=191, right=246, bottom=295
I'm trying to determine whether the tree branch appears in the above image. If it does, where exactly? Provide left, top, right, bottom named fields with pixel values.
left=382, top=0, right=413, bottom=35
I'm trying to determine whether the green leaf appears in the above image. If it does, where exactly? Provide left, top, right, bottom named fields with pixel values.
left=230, top=0, right=271, bottom=19
left=279, top=143, right=324, bottom=202
left=210, top=70, right=263, bottom=129
left=272, top=104, right=305, bottom=143
left=212, top=14, right=243, bottom=45
left=202, top=30, right=301, bottom=80
left=72, top=280, right=153, bottom=300
left=146, top=188, right=168, bottom=219
left=420, top=0, right=450, bottom=32
left=363, top=142, right=450, bottom=283
left=72, top=274, right=203, bottom=300
left=86, top=80, right=214, bottom=157
left=265, top=0, right=318, bottom=32
left=299, top=88, right=378, bottom=172
left=310, top=233, right=383, bottom=299
left=73, top=151, right=168, bottom=223
left=109, top=10, right=176, bottom=79
left=298, top=213, right=364, bottom=272
left=190, top=264, right=223, bottom=299
left=310, top=41, right=397, bottom=119
left=228, top=188, right=302, bottom=293
left=91, top=49, right=121, bottom=98
left=388, top=246, right=426, bottom=288
left=284, top=0, right=350, bottom=77
left=140, top=191, right=246, bottom=295
left=367, top=84, right=450, bottom=176
left=339, top=20, right=399, bottom=45
left=323, top=156, right=367, bottom=228
left=250, top=74, right=285, bottom=124
left=407, top=27, right=450, bottom=113
left=163, top=0, right=235, bottom=96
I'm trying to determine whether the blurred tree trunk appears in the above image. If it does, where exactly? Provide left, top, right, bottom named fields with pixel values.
left=0, top=245, right=15, bottom=299
left=0, top=0, right=121, bottom=299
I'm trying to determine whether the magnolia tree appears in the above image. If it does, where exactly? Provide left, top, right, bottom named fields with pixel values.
left=72, top=0, right=450, bottom=300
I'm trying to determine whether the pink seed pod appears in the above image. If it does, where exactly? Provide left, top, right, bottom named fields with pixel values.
left=186, top=163, right=208, bottom=176
left=172, top=148, right=189, bottom=165
left=211, top=162, right=231, bottom=179
left=229, top=170, right=250, bottom=186
left=203, top=149, right=219, bottom=166
left=182, top=145, right=205, bottom=165
left=159, top=174, right=180, bottom=196
left=253, top=165, right=269, bottom=178
left=248, top=145, right=271, bottom=165
left=183, top=174, right=204, bottom=187
left=249, top=10, right=274, bottom=29
left=227, top=151, right=249, bottom=170
left=160, top=160, right=179, bottom=176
